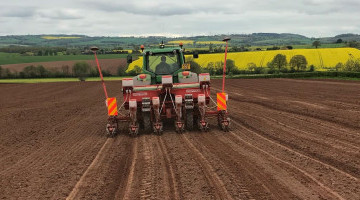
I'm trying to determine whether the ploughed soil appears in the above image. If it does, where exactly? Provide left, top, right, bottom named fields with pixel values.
left=0, top=78, right=359, bottom=199
left=2, top=58, right=126, bottom=75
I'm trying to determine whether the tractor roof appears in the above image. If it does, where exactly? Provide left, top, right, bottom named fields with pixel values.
left=144, top=47, right=182, bottom=54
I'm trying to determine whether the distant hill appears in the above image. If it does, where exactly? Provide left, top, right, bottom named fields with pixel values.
left=0, top=33, right=359, bottom=48
left=321, top=34, right=360, bottom=43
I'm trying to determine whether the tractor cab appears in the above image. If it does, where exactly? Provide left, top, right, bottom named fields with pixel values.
left=127, top=43, right=199, bottom=85
left=142, top=47, right=185, bottom=84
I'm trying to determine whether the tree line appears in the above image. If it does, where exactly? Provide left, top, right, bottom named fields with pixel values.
left=2, top=39, right=359, bottom=58
left=0, top=46, right=137, bottom=56
left=0, top=62, right=132, bottom=80
left=1, top=55, right=359, bottom=80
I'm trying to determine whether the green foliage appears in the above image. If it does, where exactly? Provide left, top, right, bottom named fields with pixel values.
left=336, top=39, right=343, bottom=43
left=0, top=64, right=118, bottom=79
left=268, top=54, right=287, bottom=72
left=214, top=61, right=224, bottom=75
left=266, top=46, right=280, bottom=50
left=20, top=65, right=49, bottom=78
left=247, top=62, right=257, bottom=71
left=229, top=46, right=249, bottom=52
left=226, top=59, right=235, bottom=74
left=101, top=70, right=111, bottom=76
left=209, top=43, right=213, bottom=52
left=189, top=60, right=202, bottom=74
left=73, top=62, right=91, bottom=81
left=4, top=68, right=13, bottom=78
left=0, top=66, right=2, bottom=78
left=184, top=57, right=202, bottom=74
left=88, top=67, right=99, bottom=77
left=343, top=59, right=360, bottom=72
left=334, top=63, right=343, bottom=71
left=117, top=66, right=127, bottom=76
left=61, top=65, right=71, bottom=76
left=37, top=65, right=47, bottom=77
left=0, top=52, right=128, bottom=65
left=127, top=65, right=142, bottom=76
left=134, top=65, right=142, bottom=74
left=212, top=46, right=224, bottom=53
left=201, top=59, right=239, bottom=75
left=312, top=40, right=321, bottom=48
left=289, top=55, right=308, bottom=71
left=203, top=62, right=215, bottom=75
left=22, top=66, right=37, bottom=78
left=347, top=41, right=359, bottom=48
left=247, top=62, right=265, bottom=74
left=309, top=65, right=315, bottom=72
left=202, top=61, right=223, bottom=75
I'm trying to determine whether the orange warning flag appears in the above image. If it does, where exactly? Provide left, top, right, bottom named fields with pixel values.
left=107, top=98, right=118, bottom=116
left=217, top=93, right=227, bottom=111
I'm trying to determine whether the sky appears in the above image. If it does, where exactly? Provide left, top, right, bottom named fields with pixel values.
left=0, top=0, right=359, bottom=37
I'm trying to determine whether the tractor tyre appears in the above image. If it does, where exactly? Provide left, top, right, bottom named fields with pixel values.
left=186, top=110, right=194, bottom=131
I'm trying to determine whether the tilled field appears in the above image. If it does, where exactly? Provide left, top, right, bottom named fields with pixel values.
left=0, top=79, right=359, bottom=199
left=2, top=58, right=126, bottom=75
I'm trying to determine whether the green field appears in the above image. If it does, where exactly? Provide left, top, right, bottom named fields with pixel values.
left=0, top=52, right=128, bottom=65
left=0, top=76, right=126, bottom=83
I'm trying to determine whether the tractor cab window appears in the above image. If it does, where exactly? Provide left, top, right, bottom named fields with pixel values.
left=147, top=52, right=181, bottom=75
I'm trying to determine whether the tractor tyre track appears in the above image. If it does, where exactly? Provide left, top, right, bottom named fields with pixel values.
left=116, top=137, right=138, bottom=200
left=66, top=138, right=112, bottom=199
left=157, top=136, right=181, bottom=200
left=228, top=126, right=345, bottom=200
left=181, top=134, right=233, bottom=200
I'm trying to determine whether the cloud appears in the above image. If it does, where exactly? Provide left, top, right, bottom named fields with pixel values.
left=37, top=9, right=83, bottom=20
left=87, top=1, right=195, bottom=16
left=0, top=0, right=359, bottom=37
left=0, top=7, right=36, bottom=18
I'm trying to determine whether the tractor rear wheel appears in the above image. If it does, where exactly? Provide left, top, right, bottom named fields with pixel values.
left=185, top=110, right=194, bottom=131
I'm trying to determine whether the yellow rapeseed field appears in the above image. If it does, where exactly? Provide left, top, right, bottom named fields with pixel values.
left=113, top=49, right=133, bottom=53
left=197, top=41, right=224, bottom=45
left=167, top=40, right=194, bottom=45
left=128, top=48, right=360, bottom=72
left=42, top=36, right=82, bottom=40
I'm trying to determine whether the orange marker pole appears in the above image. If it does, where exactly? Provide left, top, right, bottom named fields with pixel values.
left=93, top=50, right=108, bottom=99
left=222, top=37, right=231, bottom=93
